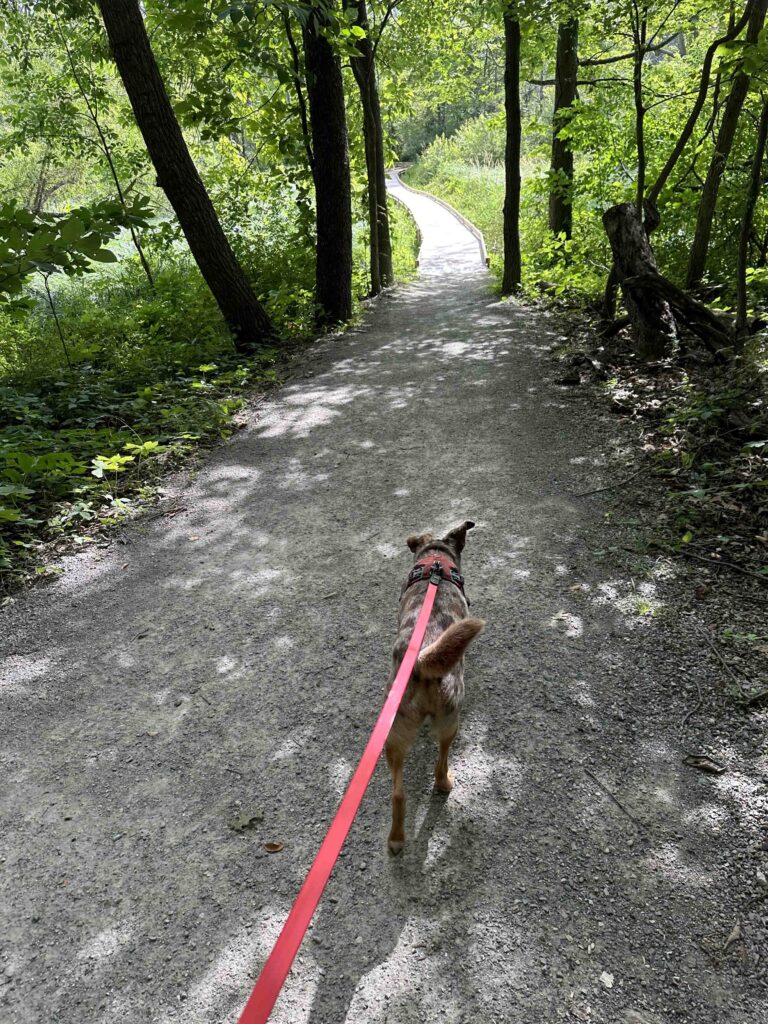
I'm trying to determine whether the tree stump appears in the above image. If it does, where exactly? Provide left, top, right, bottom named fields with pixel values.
left=602, top=203, right=678, bottom=359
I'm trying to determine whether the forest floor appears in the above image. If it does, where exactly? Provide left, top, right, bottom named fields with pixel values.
left=2, top=177, right=767, bottom=1024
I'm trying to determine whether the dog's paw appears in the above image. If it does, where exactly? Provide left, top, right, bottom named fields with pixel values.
left=388, top=837, right=404, bottom=855
left=435, top=772, right=454, bottom=794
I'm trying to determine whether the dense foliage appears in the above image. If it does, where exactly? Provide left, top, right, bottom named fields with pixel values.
left=0, top=0, right=420, bottom=587
left=0, top=0, right=766, bottom=586
left=400, top=0, right=767, bottom=571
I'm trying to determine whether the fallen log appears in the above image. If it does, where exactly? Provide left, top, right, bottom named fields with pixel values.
left=602, top=203, right=678, bottom=359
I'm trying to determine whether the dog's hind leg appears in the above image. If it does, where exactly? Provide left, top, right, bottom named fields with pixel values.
left=433, top=712, right=459, bottom=794
left=385, top=716, right=418, bottom=854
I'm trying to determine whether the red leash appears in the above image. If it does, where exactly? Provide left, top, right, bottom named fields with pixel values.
left=237, top=564, right=442, bottom=1024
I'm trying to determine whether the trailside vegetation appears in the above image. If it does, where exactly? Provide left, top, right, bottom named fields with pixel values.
left=1, top=0, right=766, bottom=588
left=399, top=0, right=767, bottom=578
left=0, top=0, right=415, bottom=589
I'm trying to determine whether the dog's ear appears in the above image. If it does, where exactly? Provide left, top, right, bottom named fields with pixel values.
left=406, top=531, right=433, bottom=553
left=442, top=520, right=475, bottom=554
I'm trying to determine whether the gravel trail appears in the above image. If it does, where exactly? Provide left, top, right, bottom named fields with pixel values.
left=2, top=177, right=766, bottom=1024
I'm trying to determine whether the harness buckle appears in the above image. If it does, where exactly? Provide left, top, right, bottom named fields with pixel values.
left=429, top=560, right=443, bottom=585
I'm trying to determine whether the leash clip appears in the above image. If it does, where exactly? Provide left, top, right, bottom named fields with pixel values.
left=429, top=560, right=443, bottom=585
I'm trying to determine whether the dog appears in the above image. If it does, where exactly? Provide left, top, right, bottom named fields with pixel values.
left=385, top=520, right=484, bottom=853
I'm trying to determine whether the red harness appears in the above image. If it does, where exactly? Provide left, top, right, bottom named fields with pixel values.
left=405, top=555, right=467, bottom=600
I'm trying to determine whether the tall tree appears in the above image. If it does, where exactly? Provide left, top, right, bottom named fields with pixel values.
left=347, top=0, right=393, bottom=295
left=502, top=5, right=522, bottom=294
left=302, top=3, right=353, bottom=326
left=97, top=0, right=274, bottom=351
left=736, top=96, right=768, bottom=338
left=686, top=0, right=768, bottom=289
left=549, top=18, right=579, bottom=240
left=629, top=0, right=648, bottom=216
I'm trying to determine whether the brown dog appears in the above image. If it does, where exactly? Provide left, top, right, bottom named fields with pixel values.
left=385, top=520, right=484, bottom=853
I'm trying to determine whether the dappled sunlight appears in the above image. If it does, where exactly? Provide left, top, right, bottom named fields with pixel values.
left=5, top=163, right=763, bottom=1024
left=278, top=458, right=330, bottom=492
left=549, top=610, right=584, bottom=638
left=329, top=757, right=353, bottom=797
left=568, top=678, right=596, bottom=708
left=343, top=917, right=459, bottom=1023
left=273, top=725, right=314, bottom=762
left=374, top=541, right=400, bottom=560
left=78, top=923, right=134, bottom=964
left=422, top=821, right=453, bottom=870
left=255, top=384, right=367, bottom=439
left=450, top=740, right=525, bottom=812
left=644, top=841, right=714, bottom=891
left=682, top=802, right=731, bottom=835
left=178, top=926, right=268, bottom=1024
left=1, top=653, right=52, bottom=695
left=574, top=575, right=666, bottom=627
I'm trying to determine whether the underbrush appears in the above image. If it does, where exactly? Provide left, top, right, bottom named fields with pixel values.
left=0, top=201, right=419, bottom=593
left=650, top=359, right=768, bottom=575
left=0, top=341, right=282, bottom=592
left=563, top=324, right=768, bottom=577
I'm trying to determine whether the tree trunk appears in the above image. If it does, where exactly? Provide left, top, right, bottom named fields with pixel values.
left=97, top=0, right=273, bottom=351
left=736, top=97, right=768, bottom=338
left=370, top=66, right=393, bottom=288
left=302, top=7, right=353, bottom=327
left=347, top=0, right=393, bottom=294
left=630, top=3, right=648, bottom=215
left=549, top=19, right=578, bottom=240
left=623, top=273, right=732, bottom=355
left=502, top=9, right=522, bottom=295
left=686, top=0, right=768, bottom=288
left=602, top=203, right=678, bottom=359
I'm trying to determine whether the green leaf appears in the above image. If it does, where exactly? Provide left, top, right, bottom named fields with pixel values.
left=88, top=248, right=118, bottom=264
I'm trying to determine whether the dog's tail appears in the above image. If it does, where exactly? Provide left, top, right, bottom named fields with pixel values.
left=416, top=618, right=484, bottom=680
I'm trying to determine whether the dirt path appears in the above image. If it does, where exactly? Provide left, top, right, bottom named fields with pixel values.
left=2, top=182, right=766, bottom=1024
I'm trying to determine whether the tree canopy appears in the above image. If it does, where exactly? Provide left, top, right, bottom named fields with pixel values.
left=0, top=0, right=766, bottom=583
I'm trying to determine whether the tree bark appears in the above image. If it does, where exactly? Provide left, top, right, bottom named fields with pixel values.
left=549, top=19, right=578, bottom=240
left=97, top=0, right=274, bottom=351
left=686, top=0, right=768, bottom=288
left=736, top=97, right=768, bottom=338
left=303, top=6, right=353, bottom=326
left=502, top=9, right=522, bottom=294
left=602, top=203, right=678, bottom=359
left=624, top=272, right=732, bottom=355
left=630, top=1, right=647, bottom=216
left=347, top=0, right=393, bottom=294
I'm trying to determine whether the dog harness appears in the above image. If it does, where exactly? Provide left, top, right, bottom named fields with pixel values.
left=405, top=556, right=468, bottom=602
